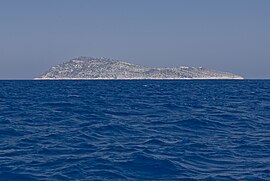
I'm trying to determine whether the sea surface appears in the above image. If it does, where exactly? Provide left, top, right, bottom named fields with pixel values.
left=0, top=80, right=269, bottom=181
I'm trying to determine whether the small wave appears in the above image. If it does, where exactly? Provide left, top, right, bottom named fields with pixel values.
left=0, top=80, right=269, bottom=180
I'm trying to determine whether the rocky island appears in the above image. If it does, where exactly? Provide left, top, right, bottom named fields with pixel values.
left=35, top=57, right=243, bottom=80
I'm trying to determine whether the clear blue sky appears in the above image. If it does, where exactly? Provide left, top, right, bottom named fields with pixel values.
left=0, top=0, right=269, bottom=79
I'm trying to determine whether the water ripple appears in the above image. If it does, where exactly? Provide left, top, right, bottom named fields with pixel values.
left=0, top=80, right=269, bottom=180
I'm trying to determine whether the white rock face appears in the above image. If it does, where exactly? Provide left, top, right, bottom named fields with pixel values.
left=36, top=57, right=243, bottom=80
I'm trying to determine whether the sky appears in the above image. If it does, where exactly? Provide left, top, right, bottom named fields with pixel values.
left=0, top=0, right=269, bottom=79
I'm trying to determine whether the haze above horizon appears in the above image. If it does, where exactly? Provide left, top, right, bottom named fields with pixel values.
left=0, top=0, right=270, bottom=79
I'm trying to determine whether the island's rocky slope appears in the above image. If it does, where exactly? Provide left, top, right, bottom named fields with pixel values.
left=36, top=57, right=243, bottom=80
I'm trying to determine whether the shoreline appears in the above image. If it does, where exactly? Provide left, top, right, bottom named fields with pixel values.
left=34, top=77, right=244, bottom=80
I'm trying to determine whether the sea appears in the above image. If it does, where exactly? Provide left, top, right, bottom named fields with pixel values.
left=0, top=80, right=269, bottom=181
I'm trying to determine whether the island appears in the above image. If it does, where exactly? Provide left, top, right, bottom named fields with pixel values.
left=35, top=57, right=243, bottom=80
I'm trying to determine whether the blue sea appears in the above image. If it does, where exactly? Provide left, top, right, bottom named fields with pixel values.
left=0, top=80, right=269, bottom=181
